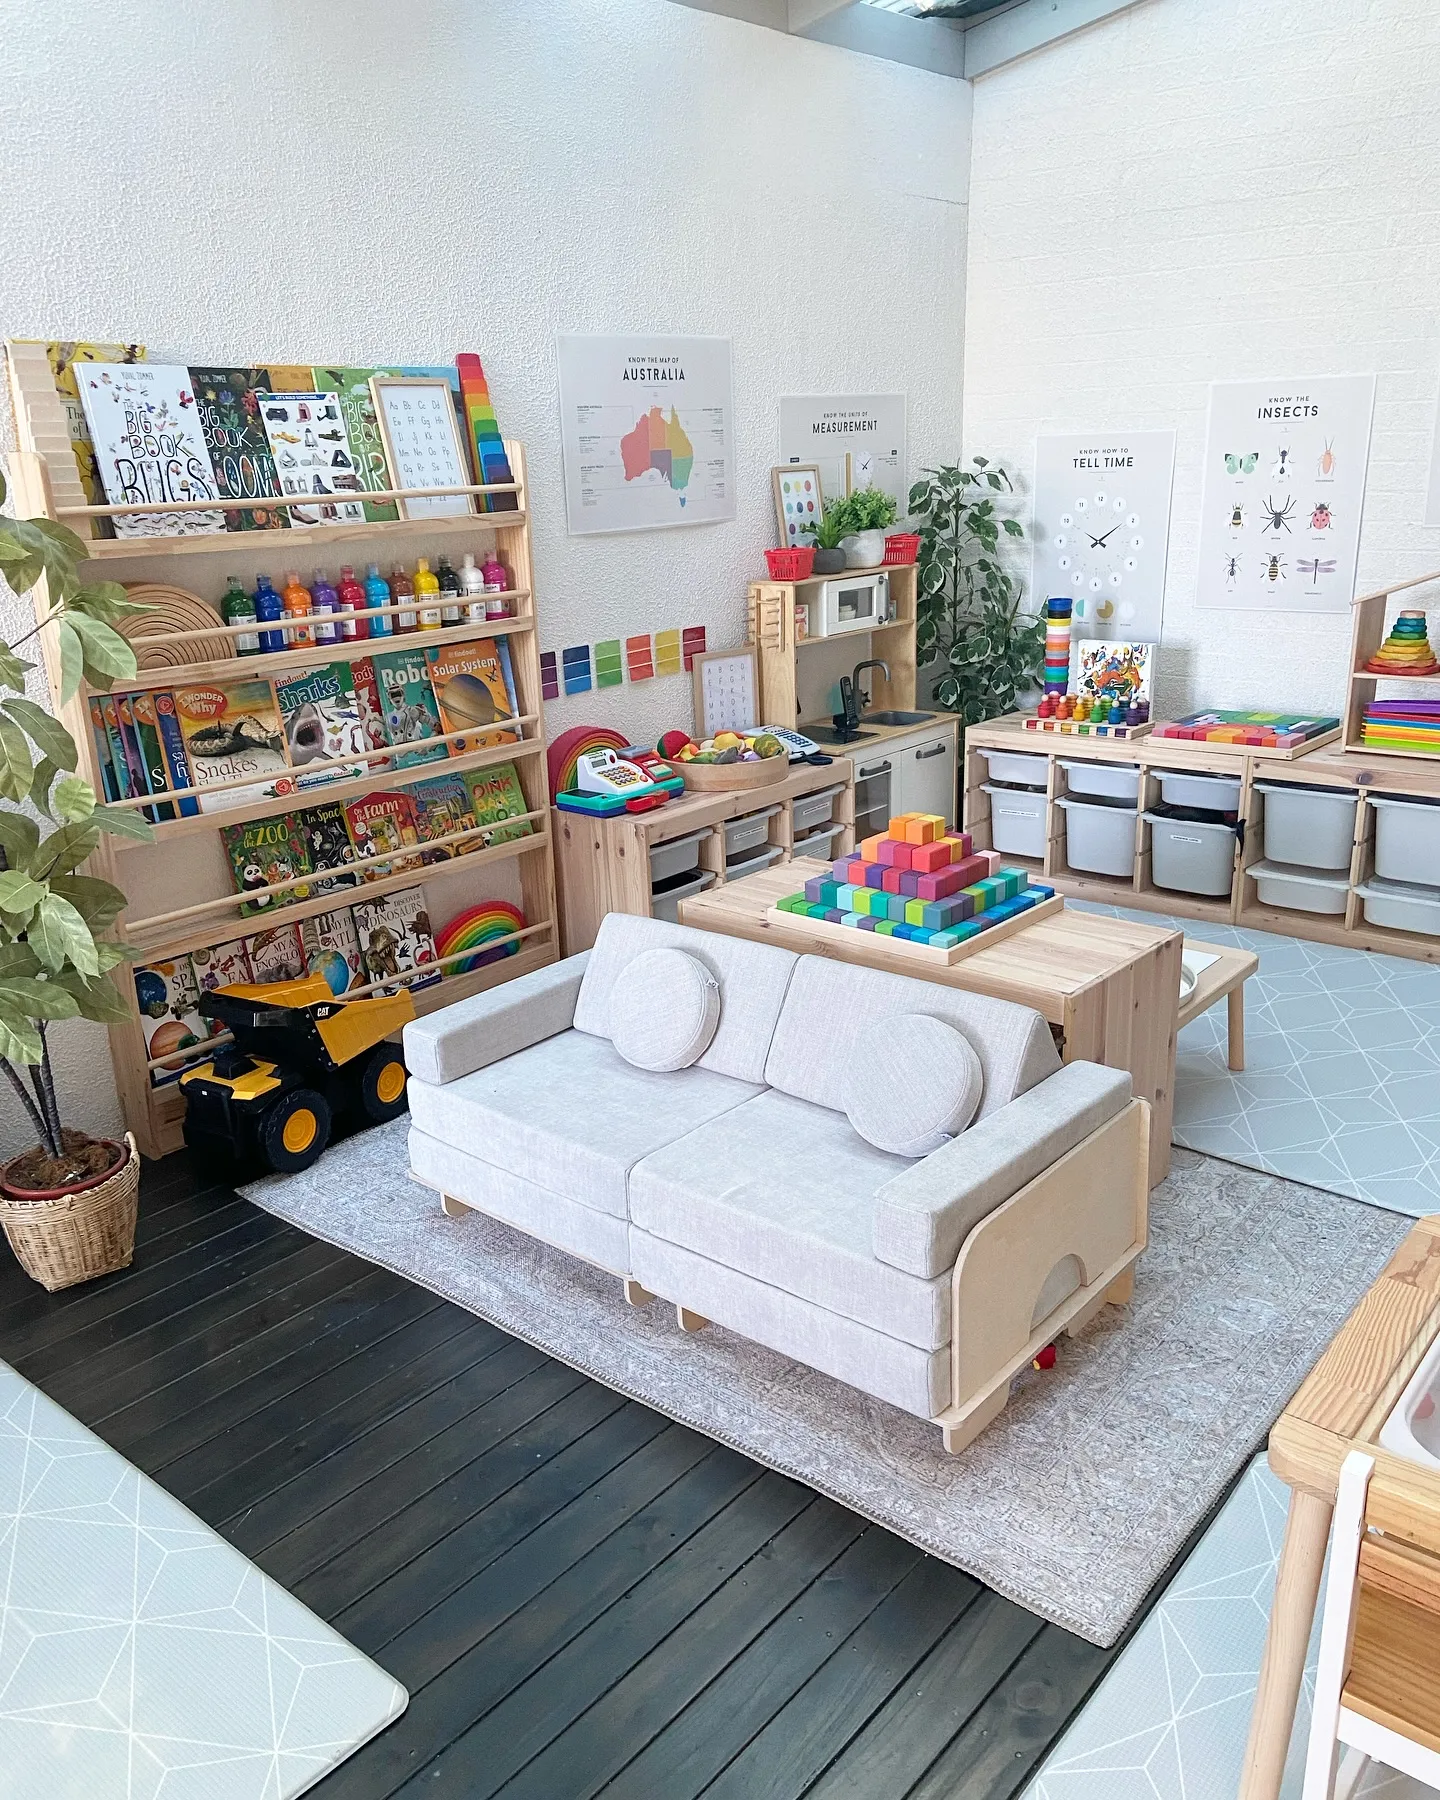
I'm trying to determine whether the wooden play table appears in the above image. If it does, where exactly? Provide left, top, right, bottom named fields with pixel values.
left=1180, top=941, right=1260, bottom=1070
left=1240, top=1216, right=1440, bottom=1799
left=679, top=857, right=1183, bottom=1185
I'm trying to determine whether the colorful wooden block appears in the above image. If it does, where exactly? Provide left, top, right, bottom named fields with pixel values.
left=910, top=840, right=956, bottom=875
left=874, top=919, right=898, bottom=936
left=832, top=856, right=861, bottom=882
left=944, top=831, right=973, bottom=859
left=915, top=854, right=988, bottom=901
left=877, top=839, right=913, bottom=870
left=856, top=915, right=878, bottom=931
left=864, top=863, right=886, bottom=889
left=900, top=814, right=945, bottom=846
left=903, top=898, right=926, bottom=927
left=979, top=850, right=1004, bottom=875
left=836, top=884, right=858, bottom=911
left=860, top=834, right=888, bottom=860
left=881, top=867, right=905, bottom=894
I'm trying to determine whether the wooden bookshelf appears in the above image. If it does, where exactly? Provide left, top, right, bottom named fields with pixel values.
left=1343, top=565, right=1440, bottom=757
left=4, top=394, right=559, bottom=1159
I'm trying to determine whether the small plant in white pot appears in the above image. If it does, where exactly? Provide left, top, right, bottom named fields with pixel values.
left=834, top=486, right=899, bottom=568
left=0, top=468, right=153, bottom=1288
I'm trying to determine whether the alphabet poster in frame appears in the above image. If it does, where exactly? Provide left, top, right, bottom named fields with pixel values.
left=369, top=376, right=475, bottom=519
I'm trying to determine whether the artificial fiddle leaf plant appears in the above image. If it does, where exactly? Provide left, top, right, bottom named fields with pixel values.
left=909, top=457, right=1044, bottom=727
left=0, top=467, right=153, bottom=1188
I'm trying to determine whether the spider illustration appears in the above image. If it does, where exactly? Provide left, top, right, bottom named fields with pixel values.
left=1310, top=501, right=1333, bottom=531
left=1263, top=554, right=1288, bottom=584
left=1223, top=552, right=1242, bottom=589
left=1262, top=494, right=1296, bottom=534
left=1228, top=501, right=1246, bottom=532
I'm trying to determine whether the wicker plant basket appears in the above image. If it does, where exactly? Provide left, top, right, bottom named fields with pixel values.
left=0, top=1134, right=139, bottom=1292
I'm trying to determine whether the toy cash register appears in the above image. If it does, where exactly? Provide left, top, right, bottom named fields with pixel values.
left=555, top=747, right=685, bottom=817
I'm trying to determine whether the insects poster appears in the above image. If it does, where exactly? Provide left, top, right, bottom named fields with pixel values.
left=1196, top=376, right=1374, bottom=614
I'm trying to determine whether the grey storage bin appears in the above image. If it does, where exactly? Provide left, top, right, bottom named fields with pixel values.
left=1155, top=769, right=1243, bottom=813
left=1056, top=795, right=1137, bottom=878
left=791, top=784, right=845, bottom=835
left=977, top=748, right=1049, bottom=790
left=1145, top=812, right=1237, bottom=897
left=1370, top=794, right=1440, bottom=887
left=982, top=783, right=1047, bottom=859
left=724, top=843, right=785, bottom=880
left=649, top=828, right=710, bottom=885
left=650, top=868, right=716, bottom=923
left=723, top=805, right=780, bottom=860
left=1255, top=782, right=1357, bottom=871
left=1356, top=875, right=1440, bottom=937
left=1248, top=859, right=1348, bottom=916
left=1059, top=759, right=1141, bottom=803
left=794, top=820, right=845, bottom=860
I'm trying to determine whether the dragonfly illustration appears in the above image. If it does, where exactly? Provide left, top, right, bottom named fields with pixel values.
left=1297, top=557, right=1337, bottom=585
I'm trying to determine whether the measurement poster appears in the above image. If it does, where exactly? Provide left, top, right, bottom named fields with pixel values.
left=1195, top=375, right=1375, bottom=614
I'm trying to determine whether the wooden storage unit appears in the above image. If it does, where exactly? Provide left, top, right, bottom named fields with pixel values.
left=1342, top=565, right=1440, bottom=756
left=553, top=761, right=855, bottom=956
left=5, top=403, right=558, bottom=1159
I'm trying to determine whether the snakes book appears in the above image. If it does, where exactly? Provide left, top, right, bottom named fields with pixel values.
left=352, top=886, right=441, bottom=993
left=220, top=813, right=313, bottom=917
left=425, top=638, right=519, bottom=753
left=371, top=647, right=447, bottom=770
left=189, top=366, right=289, bottom=531
left=173, top=678, right=290, bottom=812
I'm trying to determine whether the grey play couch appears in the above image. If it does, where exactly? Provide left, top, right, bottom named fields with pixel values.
left=403, top=912, right=1150, bottom=1453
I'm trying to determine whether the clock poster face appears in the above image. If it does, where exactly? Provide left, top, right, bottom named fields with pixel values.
left=1031, top=432, right=1176, bottom=645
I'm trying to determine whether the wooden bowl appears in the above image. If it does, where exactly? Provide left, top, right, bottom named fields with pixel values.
left=678, top=754, right=790, bottom=793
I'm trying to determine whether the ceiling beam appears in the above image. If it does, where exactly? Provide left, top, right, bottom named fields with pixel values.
left=670, top=0, right=967, bottom=78
left=957, top=0, right=1142, bottom=77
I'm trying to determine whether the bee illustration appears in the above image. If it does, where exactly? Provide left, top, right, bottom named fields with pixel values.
left=1262, top=494, right=1296, bottom=534
left=1263, top=554, right=1288, bottom=584
left=1318, top=439, right=1335, bottom=478
left=1223, top=553, right=1242, bottom=589
left=1229, top=501, right=1246, bottom=532
left=1310, top=501, right=1333, bottom=531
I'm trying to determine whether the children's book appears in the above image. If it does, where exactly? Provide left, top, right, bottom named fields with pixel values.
left=464, top=760, right=534, bottom=848
left=254, top=390, right=366, bottom=527
left=300, top=909, right=365, bottom=996
left=86, top=698, right=120, bottom=803
left=296, top=800, right=360, bottom=894
left=113, top=695, right=153, bottom=811
left=12, top=340, right=146, bottom=516
left=349, top=657, right=392, bottom=773
left=1074, top=640, right=1155, bottom=709
left=98, top=697, right=135, bottom=803
left=151, top=690, right=201, bottom=817
left=310, top=366, right=399, bottom=522
left=191, top=938, right=252, bottom=994
left=128, top=690, right=174, bottom=822
left=274, top=662, right=369, bottom=778
left=133, top=956, right=212, bottom=1086
left=189, top=366, right=290, bottom=532
left=172, top=678, right=289, bottom=812
left=409, top=771, right=477, bottom=862
left=220, top=812, right=313, bottom=917
left=425, top=638, right=519, bottom=753
left=371, top=647, right=447, bottom=769
left=243, top=924, right=306, bottom=983
left=74, top=362, right=226, bottom=537
left=344, top=791, right=422, bottom=879
left=353, top=886, right=440, bottom=993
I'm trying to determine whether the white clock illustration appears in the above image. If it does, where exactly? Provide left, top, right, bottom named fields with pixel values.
left=1051, top=490, right=1145, bottom=628
left=853, top=451, right=875, bottom=486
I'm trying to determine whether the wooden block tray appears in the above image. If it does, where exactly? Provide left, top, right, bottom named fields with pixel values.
left=763, top=892, right=1064, bottom=967
left=1022, top=716, right=1152, bottom=740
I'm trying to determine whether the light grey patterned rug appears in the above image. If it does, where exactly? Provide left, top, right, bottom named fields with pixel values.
left=244, top=1130, right=1407, bottom=1646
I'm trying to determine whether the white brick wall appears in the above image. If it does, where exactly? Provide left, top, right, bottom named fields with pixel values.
left=962, top=0, right=1440, bottom=718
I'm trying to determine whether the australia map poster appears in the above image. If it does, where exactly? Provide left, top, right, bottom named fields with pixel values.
left=556, top=334, right=735, bottom=534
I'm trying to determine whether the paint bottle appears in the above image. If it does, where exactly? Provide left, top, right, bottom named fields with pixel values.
left=483, top=551, right=510, bottom=620
left=414, top=556, right=442, bottom=631
left=281, top=571, right=314, bottom=648
left=390, top=564, right=417, bottom=633
left=435, top=553, right=462, bottom=627
left=221, top=575, right=260, bottom=656
left=458, top=553, right=487, bottom=624
left=363, top=564, right=393, bottom=639
left=336, top=566, right=367, bottom=641
left=253, top=574, right=285, bottom=654
left=310, top=569, right=340, bottom=646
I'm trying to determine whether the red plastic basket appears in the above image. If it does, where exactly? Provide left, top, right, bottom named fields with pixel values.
left=764, top=546, right=816, bottom=581
left=882, top=533, right=921, bottom=566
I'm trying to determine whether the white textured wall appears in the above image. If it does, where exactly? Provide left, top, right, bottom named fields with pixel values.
left=963, top=0, right=1440, bottom=720
left=0, top=0, right=971, bottom=1158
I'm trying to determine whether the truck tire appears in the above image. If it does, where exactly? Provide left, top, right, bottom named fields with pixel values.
left=357, top=1044, right=409, bottom=1124
left=260, top=1088, right=332, bottom=1174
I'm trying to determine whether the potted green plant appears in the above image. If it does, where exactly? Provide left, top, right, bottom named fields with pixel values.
left=0, top=468, right=154, bottom=1289
left=809, top=498, right=850, bottom=575
left=910, top=457, right=1044, bottom=730
left=837, top=486, right=898, bottom=569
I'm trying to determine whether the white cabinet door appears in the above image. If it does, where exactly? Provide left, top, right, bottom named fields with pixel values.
left=889, top=732, right=958, bottom=827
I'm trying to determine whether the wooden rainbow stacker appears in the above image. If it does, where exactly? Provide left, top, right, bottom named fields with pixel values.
left=769, top=812, right=1061, bottom=967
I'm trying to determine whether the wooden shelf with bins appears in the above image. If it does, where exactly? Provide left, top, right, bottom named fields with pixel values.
left=746, top=562, right=919, bottom=728
left=3, top=411, right=559, bottom=1160
left=1343, top=565, right=1440, bottom=756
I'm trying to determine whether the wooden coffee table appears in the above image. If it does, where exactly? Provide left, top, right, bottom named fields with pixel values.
left=680, top=858, right=1183, bottom=1185
left=1180, top=941, right=1260, bottom=1071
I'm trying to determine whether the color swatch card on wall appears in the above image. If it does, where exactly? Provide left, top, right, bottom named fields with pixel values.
left=76, top=363, right=226, bottom=537
left=1195, top=376, right=1375, bottom=614
left=189, top=367, right=289, bottom=532
left=254, top=390, right=366, bottom=526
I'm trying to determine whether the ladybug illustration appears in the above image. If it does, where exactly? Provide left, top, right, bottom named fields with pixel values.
left=1310, top=502, right=1333, bottom=531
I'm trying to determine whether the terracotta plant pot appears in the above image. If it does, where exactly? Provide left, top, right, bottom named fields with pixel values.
left=0, top=1133, right=140, bottom=1291
left=812, top=547, right=846, bottom=574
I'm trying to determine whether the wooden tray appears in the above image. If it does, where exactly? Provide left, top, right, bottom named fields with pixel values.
left=1147, top=724, right=1340, bottom=760
left=680, top=755, right=789, bottom=794
left=764, top=891, right=1063, bottom=966
left=1023, top=716, right=1152, bottom=740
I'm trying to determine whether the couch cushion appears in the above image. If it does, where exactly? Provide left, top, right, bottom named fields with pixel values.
left=573, top=913, right=798, bottom=1085
left=764, top=956, right=1060, bottom=1121
left=629, top=1089, right=950, bottom=1349
left=611, top=948, right=720, bottom=1072
left=845, top=1014, right=982, bottom=1157
left=407, top=1027, right=760, bottom=1219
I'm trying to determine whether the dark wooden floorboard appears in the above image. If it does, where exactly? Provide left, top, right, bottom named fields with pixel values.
left=0, top=1150, right=1144, bottom=1800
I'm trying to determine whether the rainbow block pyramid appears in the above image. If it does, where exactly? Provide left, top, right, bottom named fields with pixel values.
left=1365, top=608, right=1439, bottom=676
left=776, top=813, right=1054, bottom=948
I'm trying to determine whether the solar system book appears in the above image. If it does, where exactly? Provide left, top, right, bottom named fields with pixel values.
left=371, top=647, right=448, bottom=770
left=425, top=638, right=519, bottom=753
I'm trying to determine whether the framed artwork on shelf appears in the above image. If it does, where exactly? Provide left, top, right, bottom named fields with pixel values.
left=369, top=376, right=476, bottom=520
left=772, top=464, right=823, bottom=550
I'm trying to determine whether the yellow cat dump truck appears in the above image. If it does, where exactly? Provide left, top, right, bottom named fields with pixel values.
left=180, top=975, right=414, bottom=1173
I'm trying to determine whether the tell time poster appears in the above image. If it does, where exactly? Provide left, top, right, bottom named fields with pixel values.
left=1195, top=376, right=1375, bottom=613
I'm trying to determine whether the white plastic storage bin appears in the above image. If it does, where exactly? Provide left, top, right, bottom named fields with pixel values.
left=1248, top=859, right=1348, bottom=916
left=1056, top=796, right=1137, bottom=878
left=724, top=843, right=785, bottom=880
left=1155, top=769, right=1243, bottom=813
left=1255, top=783, right=1357, bottom=871
left=1059, top=760, right=1141, bottom=804
left=1356, top=876, right=1440, bottom=937
left=794, top=820, right=845, bottom=860
left=1370, top=794, right=1440, bottom=887
left=723, top=805, right=780, bottom=860
left=791, top=784, right=844, bottom=836
left=1144, top=813, right=1237, bottom=897
left=650, top=868, right=716, bottom=923
left=982, top=784, right=1047, bottom=860
left=649, top=828, right=710, bottom=885
left=977, top=749, right=1049, bottom=790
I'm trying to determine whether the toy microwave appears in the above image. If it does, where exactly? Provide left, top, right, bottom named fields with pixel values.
left=804, top=570, right=893, bottom=638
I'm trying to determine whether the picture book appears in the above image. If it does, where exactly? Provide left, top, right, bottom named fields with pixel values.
left=243, top=923, right=305, bottom=984
left=349, top=657, right=391, bottom=772
left=425, top=638, right=519, bottom=753
left=113, top=694, right=153, bottom=815
left=1074, top=640, right=1155, bottom=709
left=275, top=662, right=369, bottom=777
left=409, top=771, right=477, bottom=862
left=87, top=698, right=119, bottom=802
left=371, top=647, right=447, bottom=769
left=465, top=760, right=534, bottom=848
left=98, top=696, right=135, bottom=802
left=353, top=886, right=441, bottom=993
left=220, top=812, right=313, bottom=917
left=189, top=366, right=289, bottom=532
left=128, top=690, right=174, bottom=822
left=13, top=340, right=146, bottom=513
left=301, top=909, right=365, bottom=996
left=310, top=366, right=399, bottom=522
left=172, top=679, right=289, bottom=812
left=296, top=800, right=360, bottom=894
left=74, top=362, right=226, bottom=537
left=152, top=690, right=201, bottom=817
left=133, top=956, right=212, bottom=1086
left=344, top=791, right=423, bottom=879
left=191, top=938, right=251, bottom=994
left=254, top=390, right=366, bottom=527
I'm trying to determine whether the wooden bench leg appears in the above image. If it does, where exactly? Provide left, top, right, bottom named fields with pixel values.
left=1228, top=986, right=1246, bottom=1071
left=941, top=1385, right=1009, bottom=1455
left=676, top=1306, right=708, bottom=1332
left=440, top=1193, right=467, bottom=1218
left=624, top=1279, right=654, bottom=1308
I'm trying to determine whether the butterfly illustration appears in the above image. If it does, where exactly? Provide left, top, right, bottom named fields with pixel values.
left=1225, top=452, right=1259, bottom=475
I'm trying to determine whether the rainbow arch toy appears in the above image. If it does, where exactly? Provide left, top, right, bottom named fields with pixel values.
left=435, top=901, right=525, bottom=974
left=547, top=725, right=630, bottom=802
